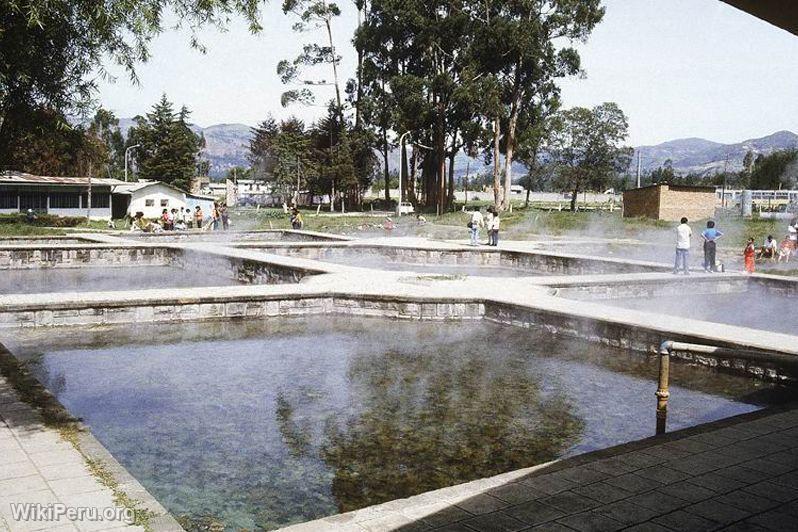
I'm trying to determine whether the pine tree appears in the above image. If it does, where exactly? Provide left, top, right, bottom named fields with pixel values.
left=128, top=95, right=201, bottom=190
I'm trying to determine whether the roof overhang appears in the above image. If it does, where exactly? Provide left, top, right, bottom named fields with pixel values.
left=720, top=0, right=798, bottom=36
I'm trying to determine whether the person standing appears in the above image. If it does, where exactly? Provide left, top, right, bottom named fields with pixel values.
left=789, top=219, right=797, bottom=252
left=700, top=220, right=723, bottom=272
left=485, top=207, right=495, bottom=246
left=184, top=208, right=193, bottom=229
left=489, top=208, right=501, bottom=246
left=194, top=206, right=204, bottom=229
left=673, top=217, right=692, bottom=275
left=219, top=204, right=230, bottom=230
left=744, top=238, right=756, bottom=273
left=468, top=208, right=484, bottom=246
left=211, top=203, right=220, bottom=230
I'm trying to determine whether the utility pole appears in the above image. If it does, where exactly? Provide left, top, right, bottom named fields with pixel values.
left=86, top=162, right=92, bottom=223
left=722, top=152, right=730, bottom=208
left=636, top=149, right=642, bottom=188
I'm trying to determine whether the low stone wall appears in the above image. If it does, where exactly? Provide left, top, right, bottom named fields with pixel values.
left=553, top=276, right=749, bottom=300
left=750, top=274, right=798, bottom=297
left=0, top=294, right=484, bottom=329
left=483, top=302, right=796, bottom=381
left=0, top=245, right=174, bottom=269
left=0, top=236, right=93, bottom=245
left=237, top=244, right=669, bottom=275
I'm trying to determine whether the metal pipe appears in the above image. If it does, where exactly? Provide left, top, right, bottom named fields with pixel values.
left=656, top=340, right=798, bottom=435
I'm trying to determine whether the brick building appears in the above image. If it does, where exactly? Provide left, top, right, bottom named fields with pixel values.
left=623, top=183, right=717, bottom=221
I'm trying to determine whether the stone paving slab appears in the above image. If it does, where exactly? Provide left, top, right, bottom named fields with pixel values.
left=279, top=405, right=798, bottom=531
left=0, top=374, right=182, bottom=532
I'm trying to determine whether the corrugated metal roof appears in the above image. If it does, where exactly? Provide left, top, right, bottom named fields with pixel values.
left=0, top=171, right=124, bottom=187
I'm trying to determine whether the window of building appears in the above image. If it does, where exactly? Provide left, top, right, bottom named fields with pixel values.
left=19, top=192, right=47, bottom=211
left=0, top=192, right=17, bottom=209
left=145, top=199, right=155, bottom=207
left=160, top=199, right=169, bottom=207
left=49, top=193, right=80, bottom=209
left=80, top=193, right=110, bottom=209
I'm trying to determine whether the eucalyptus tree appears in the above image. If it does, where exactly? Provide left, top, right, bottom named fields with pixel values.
left=548, top=103, right=632, bottom=211
left=486, top=0, right=605, bottom=209
left=278, top=0, right=345, bottom=114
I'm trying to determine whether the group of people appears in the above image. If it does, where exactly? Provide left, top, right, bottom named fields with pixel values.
left=468, top=206, right=501, bottom=246
left=674, top=217, right=798, bottom=275
left=131, top=203, right=230, bottom=233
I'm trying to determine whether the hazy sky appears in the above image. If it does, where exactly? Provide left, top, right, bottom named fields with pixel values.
left=97, top=0, right=798, bottom=146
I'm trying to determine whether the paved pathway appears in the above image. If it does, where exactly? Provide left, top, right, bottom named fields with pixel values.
left=0, top=375, right=179, bottom=532
left=281, top=405, right=798, bottom=531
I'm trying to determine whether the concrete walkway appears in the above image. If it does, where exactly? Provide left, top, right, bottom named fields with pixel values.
left=281, top=405, right=798, bottom=531
left=0, top=374, right=180, bottom=532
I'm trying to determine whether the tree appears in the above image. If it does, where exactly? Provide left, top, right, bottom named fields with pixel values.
left=277, top=0, right=344, bottom=114
left=549, top=102, right=632, bottom=211
left=0, top=0, right=266, bottom=171
left=127, top=95, right=202, bottom=191
left=650, top=159, right=675, bottom=184
left=749, top=150, right=798, bottom=190
left=476, top=0, right=605, bottom=209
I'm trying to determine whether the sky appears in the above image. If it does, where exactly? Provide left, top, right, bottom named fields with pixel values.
left=96, top=0, right=798, bottom=147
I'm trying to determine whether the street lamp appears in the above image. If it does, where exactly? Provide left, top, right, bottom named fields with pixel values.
left=397, top=132, right=412, bottom=216
left=124, top=144, right=141, bottom=182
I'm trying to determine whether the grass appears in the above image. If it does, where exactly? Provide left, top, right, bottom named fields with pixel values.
left=0, top=223, right=65, bottom=236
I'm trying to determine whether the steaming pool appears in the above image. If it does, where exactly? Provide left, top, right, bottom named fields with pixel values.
left=5, top=318, right=796, bottom=530
left=599, top=290, right=794, bottom=335
left=0, top=266, right=240, bottom=294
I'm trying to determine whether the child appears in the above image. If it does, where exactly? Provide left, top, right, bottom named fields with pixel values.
left=743, top=238, right=756, bottom=273
left=777, top=236, right=793, bottom=263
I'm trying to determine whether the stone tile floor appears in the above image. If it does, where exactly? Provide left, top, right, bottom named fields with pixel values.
left=281, top=405, right=798, bottom=531
left=0, top=376, right=179, bottom=532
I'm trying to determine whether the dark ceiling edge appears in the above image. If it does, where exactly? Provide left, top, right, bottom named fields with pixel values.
left=720, top=0, right=798, bottom=37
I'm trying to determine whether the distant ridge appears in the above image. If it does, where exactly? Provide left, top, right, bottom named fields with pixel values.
left=116, top=119, right=798, bottom=179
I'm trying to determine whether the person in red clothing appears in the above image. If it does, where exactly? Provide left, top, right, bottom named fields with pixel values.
left=743, top=237, right=756, bottom=273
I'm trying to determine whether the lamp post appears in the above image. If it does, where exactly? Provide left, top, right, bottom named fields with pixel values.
left=124, top=144, right=141, bottom=182
left=397, top=132, right=412, bottom=215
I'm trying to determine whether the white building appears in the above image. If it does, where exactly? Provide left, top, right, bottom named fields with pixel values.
left=0, top=171, right=123, bottom=220
left=112, top=181, right=190, bottom=219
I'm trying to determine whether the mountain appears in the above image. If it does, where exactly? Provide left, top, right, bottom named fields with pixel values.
left=116, top=118, right=252, bottom=178
left=115, top=118, right=798, bottom=179
left=634, top=130, right=798, bottom=176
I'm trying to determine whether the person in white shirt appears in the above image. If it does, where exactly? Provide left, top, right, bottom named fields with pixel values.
left=788, top=219, right=797, bottom=250
left=673, top=217, right=692, bottom=275
left=468, top=208, right=484, bottom=246
left=487, top=206, right=501, bottom=246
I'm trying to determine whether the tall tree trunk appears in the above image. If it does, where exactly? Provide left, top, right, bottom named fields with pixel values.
left=492, top=116, right=501, bottom=209
left=503, top=66, right=523, bottom=210
left=448, top=150, right=455, bottom=208
left=570, top=182, right=579, bottom=212
left=408, top=146, right=417, bottom=204
left=324, top=18, right=343, bottom=114
left=382, top=126, right=390, bottom=203
left=354, top=5, right=364, bottom=129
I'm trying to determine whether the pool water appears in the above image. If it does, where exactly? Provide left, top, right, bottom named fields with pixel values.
left=6, top=319, right=794, bottom=530
left=0, top=266, right=240, bottom=294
